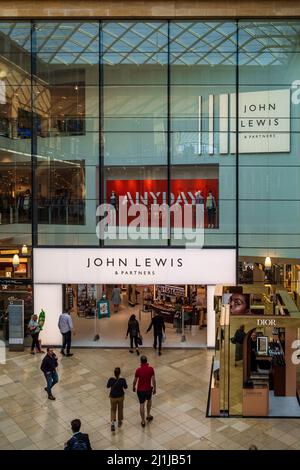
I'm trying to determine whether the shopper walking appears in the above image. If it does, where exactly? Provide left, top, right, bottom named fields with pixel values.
left=40, top=348, right=59, bottom=400
left=64, top=419, right=92, bottom=450
left=107, top=367, right=128, bottom=432
left=133, top=355, right=156, bottom=427
left=58, top=309, right=73, bottom=356
left=28, top=314, right=44, bottom=354
left=111, top=285, right=121, bottom=313
left=146, top=312, right=165, bottom=355
left=126, top=314, right=141, bottom=355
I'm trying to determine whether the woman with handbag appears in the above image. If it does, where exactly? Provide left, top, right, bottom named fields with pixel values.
left=107, top=367, right=128, bottom=432
left=28, top=314, right=45, bottom=355
left=126, top=314, right=141, bottom=356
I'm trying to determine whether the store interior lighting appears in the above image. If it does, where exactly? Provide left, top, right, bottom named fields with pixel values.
left=12, top=254, right=20, bottom=268
left=21, top=244, right=28, bottom=255
left=265, top=256, right=272, bottom=269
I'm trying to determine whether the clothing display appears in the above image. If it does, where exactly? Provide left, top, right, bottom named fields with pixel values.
left=206, top=192, right=216, bottom=228
left=110, top=191, right=117, bottom=208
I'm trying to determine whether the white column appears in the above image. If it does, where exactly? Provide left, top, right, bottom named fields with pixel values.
left=219, top=94, right=229, bottom=154
left=208, top=94, right=214, bottom=155
left=207, top=284, right=216, bottom=348
left=198, top=96, right=202, bottom=155
left=35, top=284, right=62, bottom=346
left=230, top=93, right=236, bottom=154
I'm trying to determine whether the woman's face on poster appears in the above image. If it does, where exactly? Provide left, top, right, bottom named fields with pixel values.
left=229, top=293, right=249, bottom=315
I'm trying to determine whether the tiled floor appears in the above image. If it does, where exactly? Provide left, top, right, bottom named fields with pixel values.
left=71, top=296, right=207, bottom=348
left=0, top=347, right=300, bottom=450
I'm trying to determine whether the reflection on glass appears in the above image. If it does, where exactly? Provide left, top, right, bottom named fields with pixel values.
left=37, top=160, right=86, bottom=225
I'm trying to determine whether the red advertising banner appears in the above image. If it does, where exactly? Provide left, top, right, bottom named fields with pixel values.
left=106, top=179, right=218, bottom=228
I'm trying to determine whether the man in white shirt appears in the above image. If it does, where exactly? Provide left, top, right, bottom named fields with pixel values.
left=58, top=309, right=74, bottom=357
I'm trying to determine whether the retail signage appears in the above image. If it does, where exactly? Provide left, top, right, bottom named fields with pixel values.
left=199, top=89, right=290, bottom=154
left=97, top=298, right=110, bottom=318
left=106, top=178, right=218, bottom=229
left=34, top=248, right=236, bottom=284
left=8, top=300, right=24, bottom=347
left=257, top=318, right=276, bottom=326
left=157, top=285, right=185, bottom=296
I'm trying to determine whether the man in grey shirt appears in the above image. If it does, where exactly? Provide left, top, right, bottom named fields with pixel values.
left=58, top=309, right=73, bottom=357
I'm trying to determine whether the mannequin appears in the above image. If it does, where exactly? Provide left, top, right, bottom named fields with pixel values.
left=206, top=190, right=216, bottom=228
left=109, top=191, right=117, bottom=209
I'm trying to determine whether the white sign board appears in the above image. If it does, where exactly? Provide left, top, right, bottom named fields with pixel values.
left=237, top=89, right=290, bottom=153
left=34, top=248, right=236, bottom=285
left=202, top=88, right=290, bottom=155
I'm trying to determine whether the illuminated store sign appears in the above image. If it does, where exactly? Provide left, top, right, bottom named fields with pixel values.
left=34, top=248, right=236, bottom=284
left=199, top=89, right=290, bottom=154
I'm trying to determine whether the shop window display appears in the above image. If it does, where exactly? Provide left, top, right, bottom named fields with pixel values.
left=77, top=285, right=96, bottom=318
left=105, top=166, right=219, bottom=235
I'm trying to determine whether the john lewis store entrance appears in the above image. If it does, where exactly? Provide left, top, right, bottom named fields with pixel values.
left=33, top=248, right=236, bottom=348
left=63, top=283, right=207, bottom=347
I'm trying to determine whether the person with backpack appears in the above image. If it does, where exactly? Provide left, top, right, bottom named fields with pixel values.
left=64, top=419, right=92, bottom=450
left=107, top=367, right=128, bottom=432
left=126, top=314, right=141, bottom=355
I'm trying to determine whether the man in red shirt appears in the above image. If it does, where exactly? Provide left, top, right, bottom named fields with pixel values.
left=133, top=355, right=156, bottom=427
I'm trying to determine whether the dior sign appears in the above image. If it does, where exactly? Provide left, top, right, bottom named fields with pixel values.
left=198, top=89, right=290, bottom=154
left=257, top=318, right=276, bottom=326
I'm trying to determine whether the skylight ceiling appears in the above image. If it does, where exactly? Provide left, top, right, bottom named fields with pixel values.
left=0, top=21, right=299, bottom=66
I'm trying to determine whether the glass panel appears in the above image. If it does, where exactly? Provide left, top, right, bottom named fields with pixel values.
left=0, top=21, right=32, bottom=257
left=103, top=166, right=168, bottom=246
left=35, top=22, right=100, bottom=246
left=103, top=22, right=168, bottom=247
left=170, top=21, right=237, bottom=247
left=238, top=20, right=300, bottom=261
left=103, top=21, right=168, bottom=168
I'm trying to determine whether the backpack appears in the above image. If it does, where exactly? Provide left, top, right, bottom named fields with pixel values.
left=70, top=435, right=88, bottom=451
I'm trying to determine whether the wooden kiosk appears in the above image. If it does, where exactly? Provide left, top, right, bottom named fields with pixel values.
left=210, top=285, right=300, bottom=417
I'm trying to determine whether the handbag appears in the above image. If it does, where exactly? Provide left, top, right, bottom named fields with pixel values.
left=137, top=335, right=143, bottom=346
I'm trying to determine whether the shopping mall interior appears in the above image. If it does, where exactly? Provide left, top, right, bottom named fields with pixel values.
left=2, top=4, right=300, bottom=453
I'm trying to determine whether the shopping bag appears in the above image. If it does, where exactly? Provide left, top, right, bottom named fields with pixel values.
left=137, top=335, right=143, bottom=346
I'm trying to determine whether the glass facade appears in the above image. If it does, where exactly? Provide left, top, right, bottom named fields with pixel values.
left=0, top=20, right=299, bottom=259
